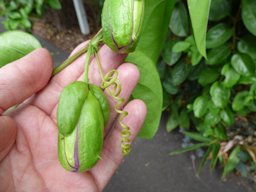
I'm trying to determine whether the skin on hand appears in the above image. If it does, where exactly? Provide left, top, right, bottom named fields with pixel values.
left=0, top=44, right=147, bottom=192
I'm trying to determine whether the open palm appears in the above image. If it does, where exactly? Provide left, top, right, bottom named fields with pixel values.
left=0, top=43, right=146, bottom=192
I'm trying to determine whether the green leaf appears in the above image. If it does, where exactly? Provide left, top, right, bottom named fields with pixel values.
left=169, top=2, right=189, bottom=37
left=221, top=64, right=240, bottom=88
left=231, top=53, right=255, bottom=76
left=223, top=146, right=241, bottom=179
left=167, top=104, right=179, bottom=132
left=193, top=96, right=208, bottom=118
left=206, top=23, right=233, bottom=49
left=237, top=35, right=256, bottom=60
left=190, top=45, right=203, bottom=65
left=198, top=145, right=213, bottom=173
left=162, top=90, right=171, bottom=110
left=136, top=0, right=176, bottom=64
left=198, top=67, right=219, bottom=85
left=172, top=41, right=191, bottom=52
left=213, top=126, right=228, bottom=140
left=220, top=108, right=234, bottom=125
left=210, top=82, right=230, bottom=108
left=163, top=80, right=178, bottom=95
left=211, top=143, right=221, bottom=171
left=169, top=60, right=192, bottom=86
left=183, top=131, right=212, bottom=142
left=209, top=0, right=232, bottom=21
left=47, top=0, right=61, bottom=10
left=0, top=31, right=41, bottom=67
left=127, top=51, right=163, bottom=139
left=242, top=0, right=256, bottom=36
left=232, top=91, right=250, bottom=111
left=187, top=0, right=211, bottom=58
left=170, top=143, right=209, bottom=155
left=162, top=40, right=182, bottom=66
left=206, top=44, right=231, bottom=65
left=179, top=110, right=190, bottom=129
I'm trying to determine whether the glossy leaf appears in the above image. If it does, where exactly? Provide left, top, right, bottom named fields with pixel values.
left=209, top=0, right=232, bottom=21
left=210, top=82, right=230, bottom=108
left=193, top=96, right=208, bottom=118
left=187, top=0, right=211, bottom=57
left=162, top=40, right=182, bottom=66
left=232, top=91, right=250, bottom=111
left=242, top=0, right=256, bottom=36
left=172, top=41, right=191, bottom=52
left=231, top=53, right=255, bottom=76
left=237, top=35, right=256, bottom=60
left=206, top=44, right=231, bottom=65
left=221, top=64, right=240, bottom=88
left=223, top=146, right=241, bottom=178
left=127, top=51, right=163, bottom=139
left=220, top=108, right=234, bottom=125
left=169, top=60, right=191, bottom=86
left=198, top=67, right=219, bottom=85
left=0, top=30, right=41, bottom=67
left=206, top=23, right=233, bottom=49
left=169, top=2, right=189, bottom=37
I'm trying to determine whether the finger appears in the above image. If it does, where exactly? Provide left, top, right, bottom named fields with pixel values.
left=0, top=48, right=53, bottom=113
left=34, top=44, right=126, bottom=115
left=0, top=116, right=17, bottom=162
left=90, top=100, right=147, bottom=191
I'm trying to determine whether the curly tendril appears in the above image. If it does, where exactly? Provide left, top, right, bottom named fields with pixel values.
left=94, top=52, right=131, bottom=156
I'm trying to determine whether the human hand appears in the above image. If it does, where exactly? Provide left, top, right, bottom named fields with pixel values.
left=0, top=43, right=147, bottom=192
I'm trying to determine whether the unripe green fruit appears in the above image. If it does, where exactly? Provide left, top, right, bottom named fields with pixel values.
left=102, top=0, right=144, bottom=53
left=57, top=81, right=110, bottom=172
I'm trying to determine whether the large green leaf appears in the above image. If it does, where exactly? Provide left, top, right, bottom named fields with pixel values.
left=169, top=1, right=189, bottom=37
left=206, top=23, right=233, bottom=49
left=136, top=0, right=176, bottom=64
left=210, top=82, right=230, bottom=108
left=231, top=53, right=255, bottom=76
left=209, top=0, right=232, bottom=21
left=187, top=0, right=211, bottom=58
left=220, top=108, right=234, bottom=125
left=242, top=0, right=256, bottom=36
left=0, top=30, right=41, bottom=67
left=127, top=51, right=163, bottom=139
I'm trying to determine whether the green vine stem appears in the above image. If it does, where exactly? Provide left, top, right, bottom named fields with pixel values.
left=95, top=52, right=131, bottom=156
left=52, top=29, right=103, bottom=77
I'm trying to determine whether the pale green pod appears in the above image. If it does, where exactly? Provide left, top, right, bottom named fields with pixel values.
left=89, top=84, right=110, bottom=126
left=57, top=81, right=108, bottom=172
left=102, top=0, right=144, bottom=53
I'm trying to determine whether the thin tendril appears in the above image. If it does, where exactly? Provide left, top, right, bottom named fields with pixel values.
left=95, top=52, right=131, bottom=155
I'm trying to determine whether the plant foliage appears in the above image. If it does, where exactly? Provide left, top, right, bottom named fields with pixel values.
left=161, top=0, right=256, bottom=180
left=0, top=0, right=61, bottom=31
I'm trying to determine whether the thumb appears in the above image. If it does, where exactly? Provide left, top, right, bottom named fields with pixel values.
left=0, top=116, right=17, bottom=162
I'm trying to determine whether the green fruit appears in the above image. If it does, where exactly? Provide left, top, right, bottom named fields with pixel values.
left=57, top=81, right=110, bottom=172
left=102, top=0, right=144, bottom=53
